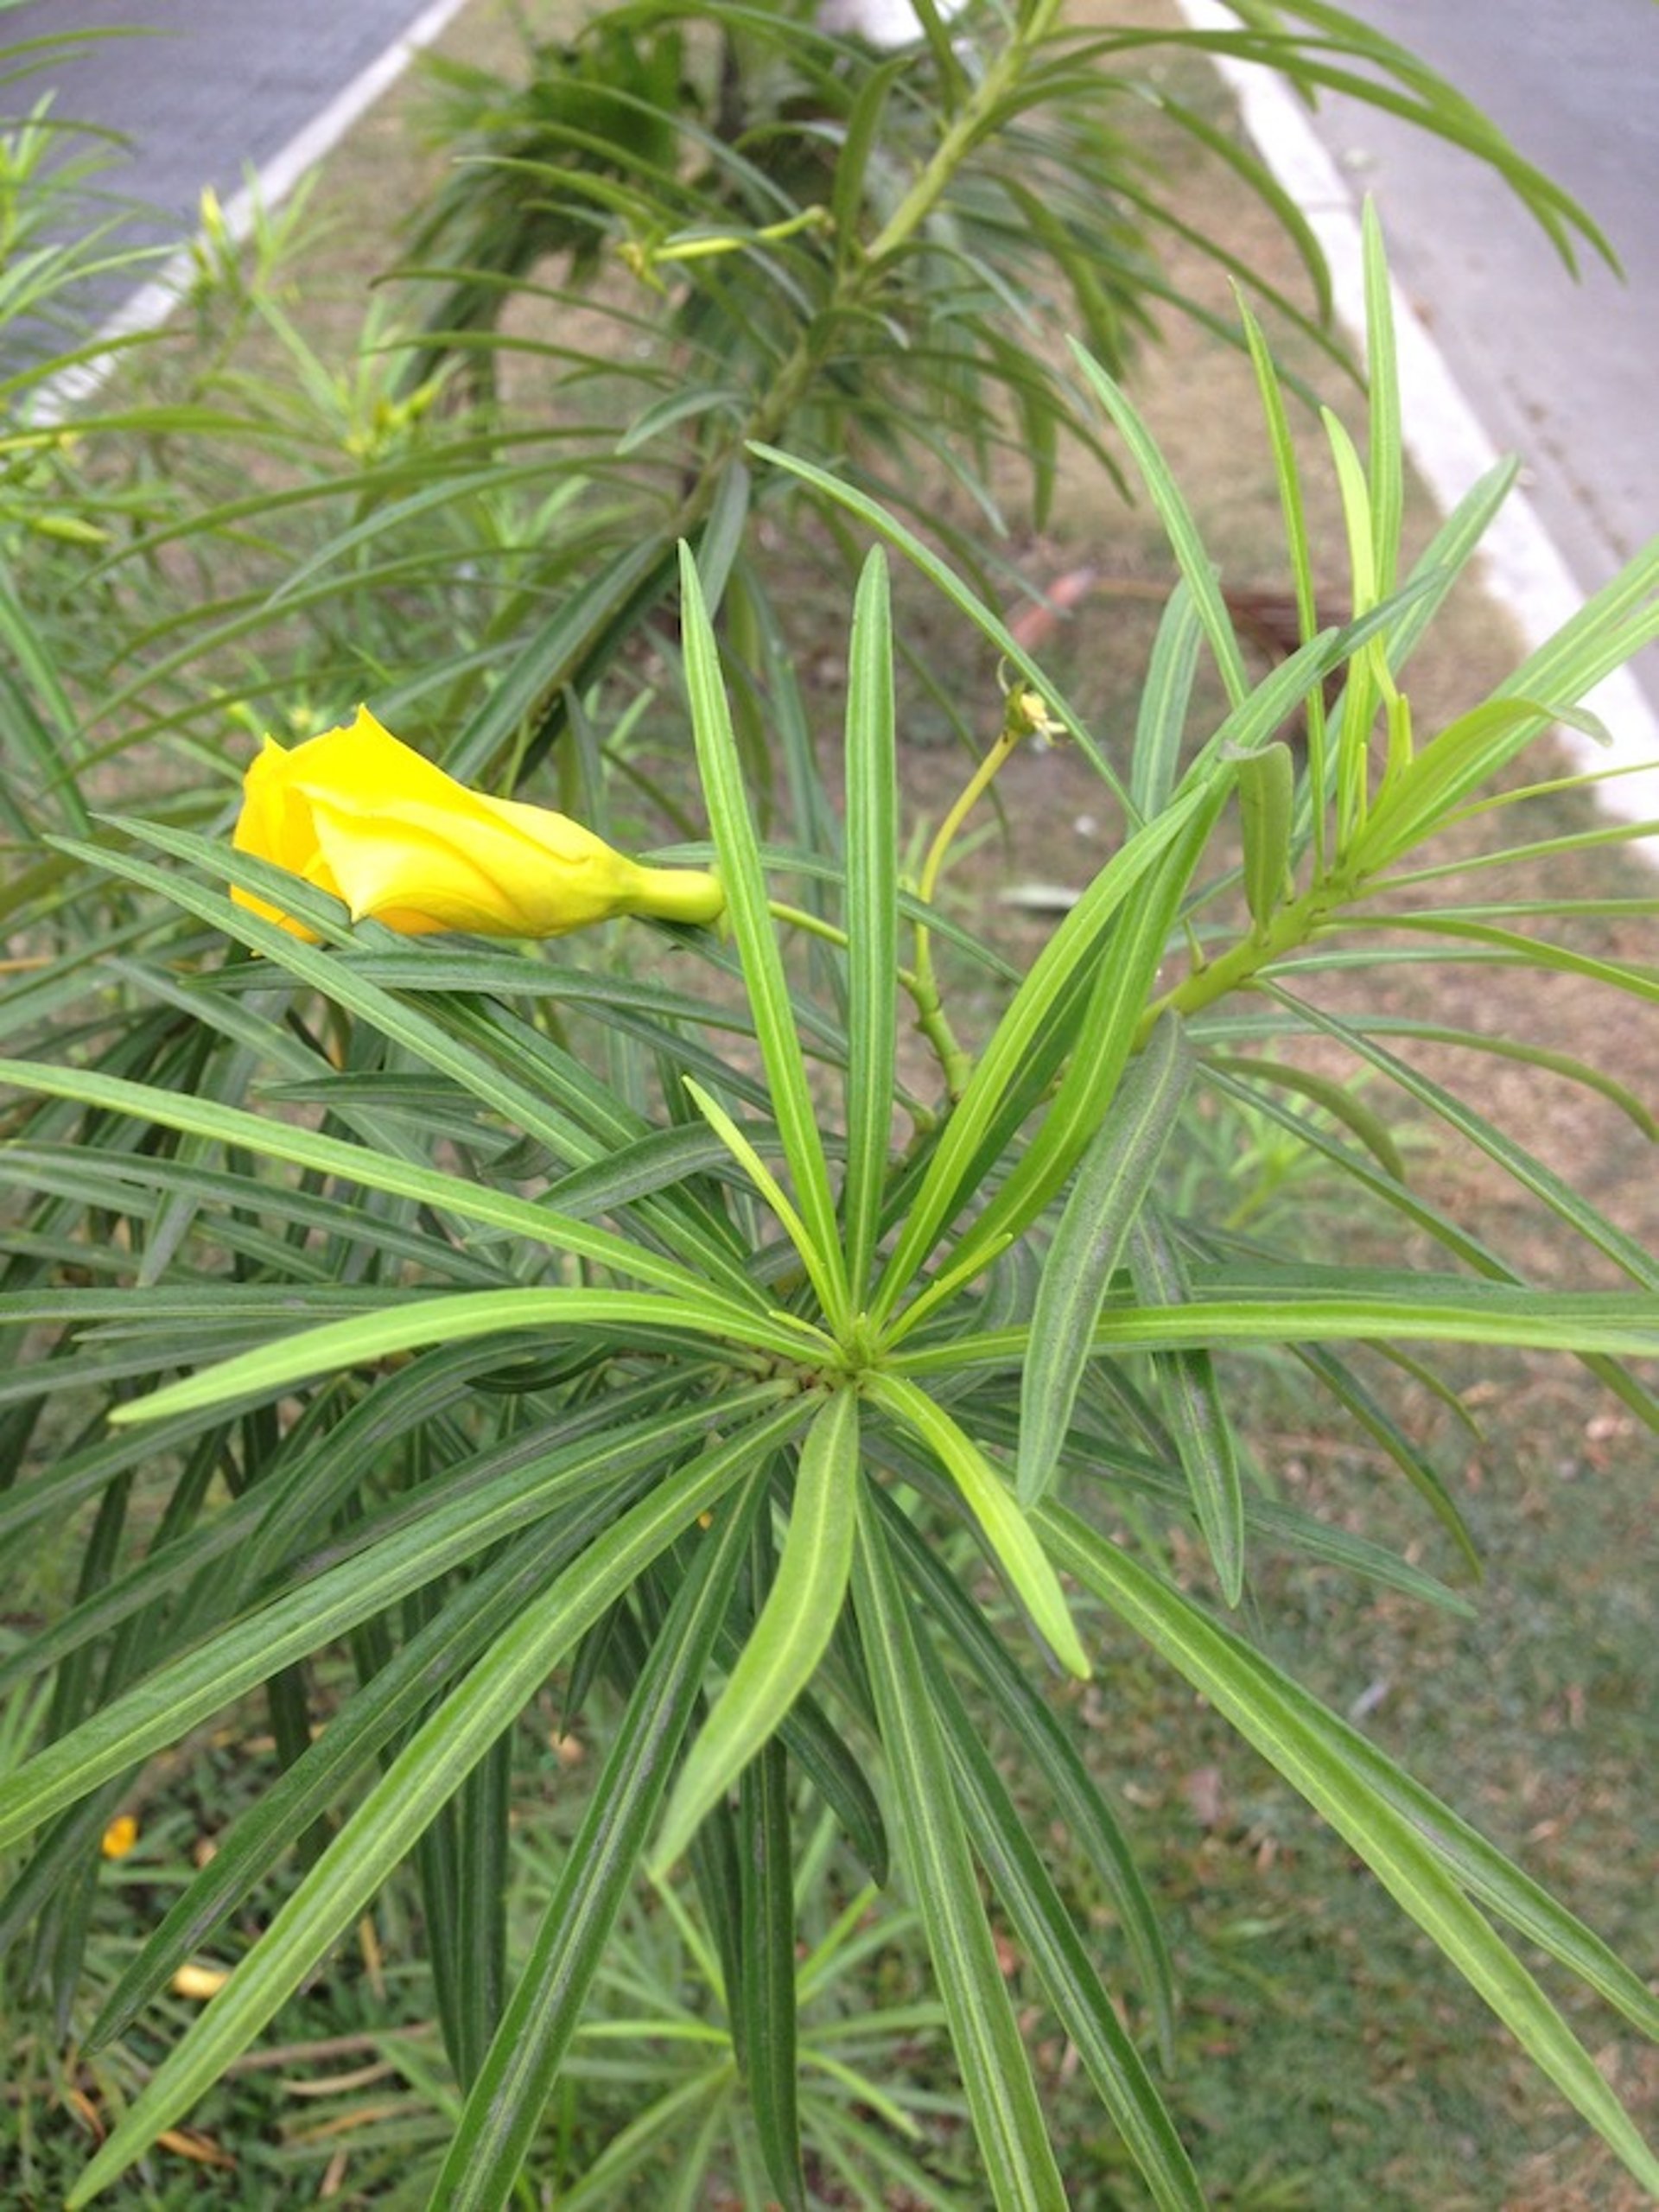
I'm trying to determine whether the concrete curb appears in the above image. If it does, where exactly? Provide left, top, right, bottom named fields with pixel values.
left=1173, top=0, right=1659, bottom=834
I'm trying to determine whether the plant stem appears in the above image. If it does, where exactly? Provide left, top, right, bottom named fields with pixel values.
left=767, top=899, right=961, bottom=1117
left=1135, top=867, right=1362, bottom=1043
left=671, top=0, right=1061, bottom=541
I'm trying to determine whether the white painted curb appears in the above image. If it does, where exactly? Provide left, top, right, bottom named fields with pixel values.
left=1173, top=0, right=1659, bottom=833
left=31, top=0, right=473, bottom=425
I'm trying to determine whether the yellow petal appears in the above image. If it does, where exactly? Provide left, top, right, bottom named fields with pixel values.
left=100, top=1814, right=139, bottom=1859
left=230, top=705, right=722, bottom=940
left=171, top=1962, right=230, bottom=1999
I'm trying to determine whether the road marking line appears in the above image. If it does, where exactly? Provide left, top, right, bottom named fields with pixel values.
left=1174, top=0, right=1658, bottom=833
left=32, top=0, right=472, bottom=424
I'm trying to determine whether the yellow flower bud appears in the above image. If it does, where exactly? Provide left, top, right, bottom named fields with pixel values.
left=232, top=706, right=723, bottom=942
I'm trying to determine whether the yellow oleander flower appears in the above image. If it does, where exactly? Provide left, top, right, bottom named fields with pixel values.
left=232, top=705, right=723, bottom=942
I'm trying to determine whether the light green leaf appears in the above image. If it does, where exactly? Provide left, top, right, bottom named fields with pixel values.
left=852, top=1502, right=1071, bottom=2212
left=432, top=1470, right=767, bottom=2210
left=1017, top=1013, right=1193, bottom=1505
left=1129, top=1213, right=1246, bottom=1607
left=842, top=548, right=899, bottom=1300
left=867, top=1372, right=1088, bottom=1679
left=0, top=1388, right=796, bottom=1857
left=652, top=1388, right=861, bottom=1873
left=1068, top=346, right=1249, bottom=707
left=106, top=1287, right=824, bottom=1428
left=679, top=545, right=850, bottom=1331
left=875, top=785, right=1211, bottom=1325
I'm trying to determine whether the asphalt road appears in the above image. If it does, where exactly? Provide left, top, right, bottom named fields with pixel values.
left=1300, top=0, right=1659, bottom=624
left=5, top=0, right=454, bottom=321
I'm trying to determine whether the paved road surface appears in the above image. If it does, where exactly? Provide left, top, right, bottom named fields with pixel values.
left=5, top=0, right=454, bottom=327
left=1299, top=0, right=1658, bottom=645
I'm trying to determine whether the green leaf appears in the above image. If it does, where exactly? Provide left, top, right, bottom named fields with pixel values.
left=679, top=545, right=850, bottom=1331
left=87, top=1469, right=652, bottom=2050
left=1068, top=346, right=1249, bottom=707
left=1129, top=1212, right=1246, bottom=1607
left=0, top=1054, right=750, bottom=1309
left=62, top=1407, right=806, bottom=2206
left=104, top=1286, right=823, bottom=1428
left=841, top=548, right=899, bottom=1301
left=1130, top=579, right=1204, bottom=819
left=871, top=1484, right=1176, bottom=2060
left=683, top=1077, right=846, bottom=1325
left=443, top=535, right=675, bottom=783
left=652, top=1388, right=860, bottom=1874
left=739, top=1734, right=805, bottom=2212
left=866, top=1372, right=1088, bottom=1679
left=894, top=1280, right=1659, bottom=1376
left=746, top=445, right=1129, bottom=804
left=852, top=1501, right=1070, bottom=2212
left=1362, top=199, right=1404, bottom=596
left=44, top=828, right=757, bottom=1300
left=1017, top=1012, right=1193, bottom=1505
left=874, top=785, right=1211, bottom=1325
left=1264, top=987, right=1659, bottom=1289
left=1237, top=296, right=1329, bottom=868
left=1040, top=1506, right=1659, bottom=2197
left=915, top=1632, right=1205, bottom=2211
left=0, top=1389, right=796, bottom=1857
left=1293, top=1345, right=1481, bottom=1577
left=1236, top=740, right=1295, bottom=931
left=940, top=793, right=1219, bottom=1287
left=431, top=1469, right=767, bottom=2211
left=1203, top=1053, right=1406, bottom=1182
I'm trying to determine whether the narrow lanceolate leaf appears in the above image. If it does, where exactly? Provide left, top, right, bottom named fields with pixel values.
left=915, top=1633, right=1205, bottom=2212
left=1203, top=1055, right=1406, bottom=1183
left=739, top=1736, right=805, bottom=2212
left=652, top=1388, right=861, bottom=1874
left=867, top=1372, right=1088, bottom=1680
left=1265, top=987, right=1659, bottom=1290
left=1039, top=1507, right=1659, bottom=2198
left=1128, top=1216, right=1246, bottom=1607
left=853, top=1502, right=1071, bottom=2212
left=871, top=1485, right=1177, bottom=2064
left=679, top=545, right=849, bottom=1331
left=1236, top=740, right=1295, bottom=932
left=1238, top=299, right=1326, bottom=868
left=1362, top=199, right=1404, bottom=599
left=745, top=446, right=1127, bottom=801
left=1131, top=579, right=1204, bottom=820
left=106, top=1287, right=825, bottom=1427
left=0, top=1055, right=745, bottom=1308
left=88, top=1471, right=650, bottom=2050
left=1017, top=1014, right=1193, bottom=1506
left=0, top=1388, right=796, bottom=1858
left=1068, top=346, right=1249, bottom=708
left=841, top=548, right=899, bottom=1300
left=938, top=793, right=1218, bottom=1288
left=62, top=1408, right=807, bottom=2209
left=893, top=1284, right=1659, bottom=1375
left=432, top=1471, right=767, bottom=2212
left=874, top=785, right=1211, bottom=1325
left=682, top=1078, right=845, bottom=1326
